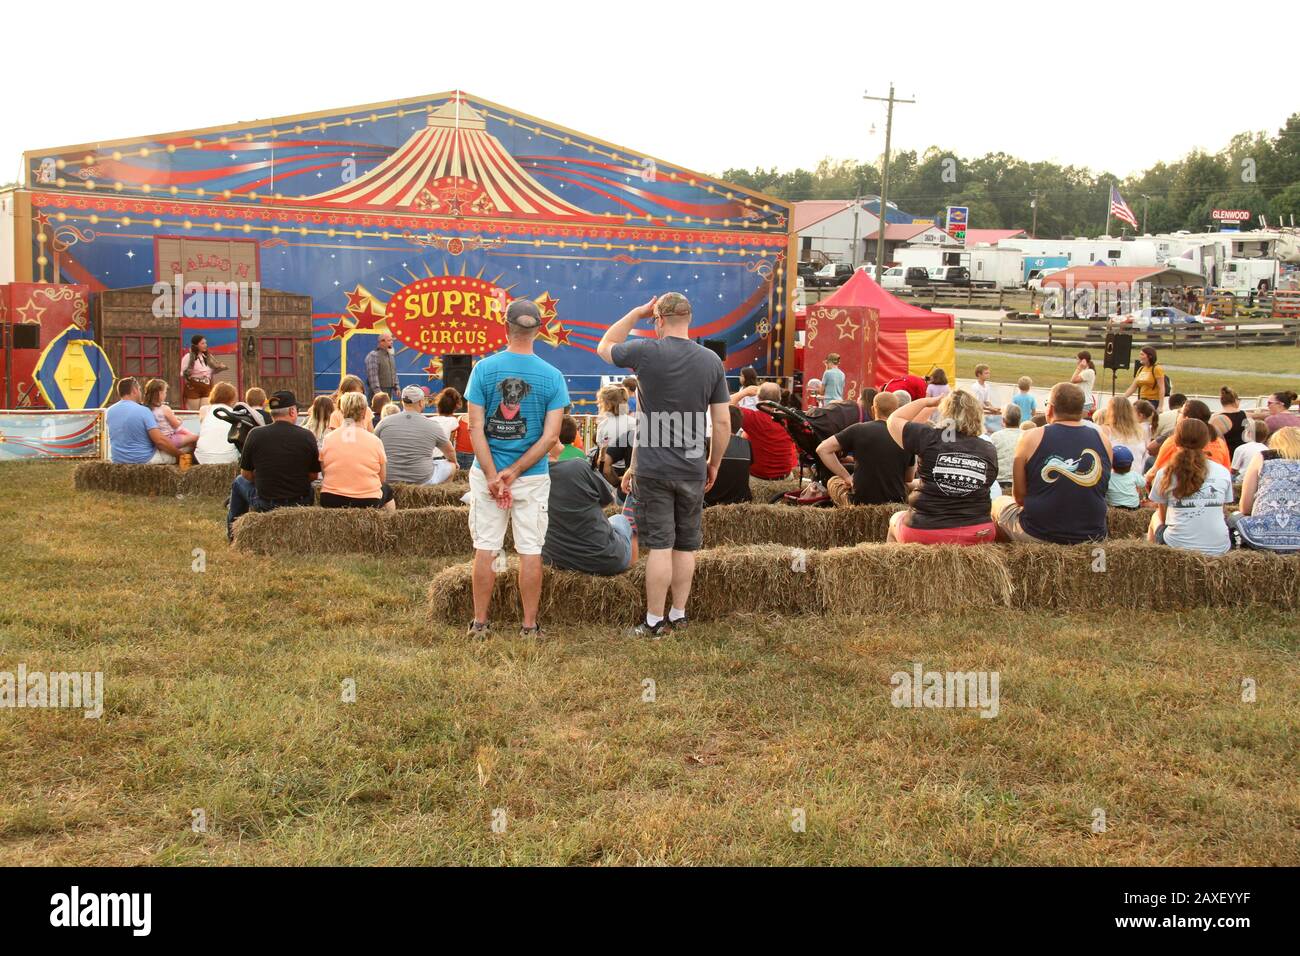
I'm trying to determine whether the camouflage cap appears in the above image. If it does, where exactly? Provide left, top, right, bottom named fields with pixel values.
left=654, top=292, right=692, bottom=319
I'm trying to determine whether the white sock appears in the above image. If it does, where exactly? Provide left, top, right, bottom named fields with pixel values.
left=668, top=607, right=686, bottom=622
left=645, top=613, right=664, bottom=627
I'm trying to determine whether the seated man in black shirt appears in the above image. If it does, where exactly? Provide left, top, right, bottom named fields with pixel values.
left=541, top=458, right=634, bottom=576
left=704, top=406, right=752, bottom=507
left=816, top=391, right=914, bottom=506
left=226, top=390, right=322, bottom=540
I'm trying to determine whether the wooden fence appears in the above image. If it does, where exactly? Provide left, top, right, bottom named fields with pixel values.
left=955, top=315, right=1300, bottom=349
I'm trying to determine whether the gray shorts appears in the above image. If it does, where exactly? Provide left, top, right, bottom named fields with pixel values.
left=633, top=475, right=705, bottom=552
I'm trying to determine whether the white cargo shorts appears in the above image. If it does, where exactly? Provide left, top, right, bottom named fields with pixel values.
left=468, top=467, right=551, bottom=556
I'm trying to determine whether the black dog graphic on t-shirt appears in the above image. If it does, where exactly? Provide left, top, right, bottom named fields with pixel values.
left=487, top=377, right=531, bottom=440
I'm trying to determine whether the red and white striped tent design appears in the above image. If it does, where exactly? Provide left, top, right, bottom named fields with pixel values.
left=307, top=95, right=587, bottom=218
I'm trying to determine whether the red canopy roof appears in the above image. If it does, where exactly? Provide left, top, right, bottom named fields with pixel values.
left=818, top=270, right=953, bottom=328
left=1041, top=265, right=1203, bottom=287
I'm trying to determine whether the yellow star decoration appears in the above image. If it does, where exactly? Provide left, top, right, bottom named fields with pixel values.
left=836, top=313, right=859, bottom=339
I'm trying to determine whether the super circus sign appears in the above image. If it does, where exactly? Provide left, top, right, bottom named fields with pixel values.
left=386, top=275, right=509, bottom=355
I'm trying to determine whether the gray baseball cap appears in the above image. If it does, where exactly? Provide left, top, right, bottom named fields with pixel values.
left=401, top=385, right=426, bottom=404
left=506, top=299, right=542, bottom=329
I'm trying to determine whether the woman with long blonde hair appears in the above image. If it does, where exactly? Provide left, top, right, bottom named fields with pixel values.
left=1147, top=418, right=1233, bottom=555
left=1096, top=396, right=1147, bottom=469
left=884, top=388, right=998, bottom=545
left=1231, top=426, right=1300, bottom=552
left=304, top=395, right=335, bottom=448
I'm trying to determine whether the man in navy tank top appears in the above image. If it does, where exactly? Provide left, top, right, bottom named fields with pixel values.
left=993, top=382, right=1114, bottom=544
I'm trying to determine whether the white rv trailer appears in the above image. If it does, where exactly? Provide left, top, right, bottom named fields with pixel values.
left=895, top=244, right=1025, bottom=287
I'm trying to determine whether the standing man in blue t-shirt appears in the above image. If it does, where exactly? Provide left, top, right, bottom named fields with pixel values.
left=821, top=354, right=845, bottom=403
left=105, top=377, right=181, bottom=464
left=465, top=299, right=569, bottom=639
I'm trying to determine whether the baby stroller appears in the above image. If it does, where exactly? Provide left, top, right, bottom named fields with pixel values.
left=210, top=402, right=272, bottom=454
left=754, top=399, right=866, bottom=504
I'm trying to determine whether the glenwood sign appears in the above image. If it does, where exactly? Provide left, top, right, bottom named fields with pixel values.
left=385, top=275, right=510, bottom=356
left=1211, top=209, right=1252, bottom=222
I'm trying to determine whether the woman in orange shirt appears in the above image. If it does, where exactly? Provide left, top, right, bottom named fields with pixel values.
left=1143, top=398, right=1230, bottom=489
left=320, top=392, right=393, bottom=509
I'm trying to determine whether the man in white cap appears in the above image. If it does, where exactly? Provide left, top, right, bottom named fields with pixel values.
left=465, top=299, right=569, bottom=639
left=374, top=384, right=459, bottom=485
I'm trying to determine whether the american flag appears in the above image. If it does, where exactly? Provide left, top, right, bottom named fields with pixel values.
left=1110, top=186, right=1139, bottom=230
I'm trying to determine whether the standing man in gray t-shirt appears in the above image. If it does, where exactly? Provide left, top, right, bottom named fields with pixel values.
left=598, top=293, right=730, bottom=637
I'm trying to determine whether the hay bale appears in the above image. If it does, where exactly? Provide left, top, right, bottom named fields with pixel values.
left=1007, top=540, right=1300, bottom=611
left=179, top=463, right=239, bottom=497
left=427, top=544, right=820, bottom=625
left=73, top=462, right=181, bottom=497
left=750, top=477, right=802, bottom=503
left=702, top=503, right=903, bottom=549
left=1105, top=506, right=1156, bottom=540
left=814, top=542, right=1016, bottom=614
left=429, top=557, right=644, bottom=625
left=392, top=481, right=469, bottom=509
left=233, top=506, right=475, bottom=556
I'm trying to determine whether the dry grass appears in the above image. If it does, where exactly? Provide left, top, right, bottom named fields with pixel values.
left=3, top=461, right=1298, bottom=866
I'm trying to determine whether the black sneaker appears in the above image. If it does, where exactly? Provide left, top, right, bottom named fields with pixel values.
left=519, top=623, right=545, bottom=640
left=629, top=618, right=669, bottom=639
left=668, top=615, right=688, bottom=633
left=466, top=620, right=492, bottom=639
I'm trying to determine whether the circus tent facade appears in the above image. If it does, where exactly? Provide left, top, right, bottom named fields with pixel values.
left=5, top=90, right=794, bottom=408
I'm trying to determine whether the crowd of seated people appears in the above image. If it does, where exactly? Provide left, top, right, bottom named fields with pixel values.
left=162, top=353, right=1300, bottom=567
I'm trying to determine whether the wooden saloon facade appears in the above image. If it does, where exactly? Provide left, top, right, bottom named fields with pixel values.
left=93, top=284, right=314, bottom=404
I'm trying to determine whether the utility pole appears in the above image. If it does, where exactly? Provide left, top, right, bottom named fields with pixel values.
left=864, top=84, right=915, bottom=282
left=1030, top=191, right=1039, bottom=239
left=1140, top=194, right=1151, bottom=234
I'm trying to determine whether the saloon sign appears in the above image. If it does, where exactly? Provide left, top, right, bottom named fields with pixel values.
left=385, top=275, right=510, bottom=356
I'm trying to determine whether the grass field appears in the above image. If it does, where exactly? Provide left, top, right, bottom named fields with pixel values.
left=1, top=462, right=1297, bottom=865
left=958, top=341, right=1300, bottom=399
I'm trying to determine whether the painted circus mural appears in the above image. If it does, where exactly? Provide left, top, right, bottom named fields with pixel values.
left=3, top=91, right=795, bottom=413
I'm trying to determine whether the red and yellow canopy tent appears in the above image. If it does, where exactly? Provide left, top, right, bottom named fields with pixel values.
left=803, top=271, right=955, bottom=399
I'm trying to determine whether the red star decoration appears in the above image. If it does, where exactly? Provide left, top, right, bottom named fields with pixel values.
left=352, top=305, right=384, bottom=331
left=328, top=318, right=351, bottom=340
left=344, top=287, right=368, bottom=315
left=552, top=325, right=571, bottom=346
left=536, top=293, right=559, bottom=317
left=422, top=359, right=443, bottom=379
left=34, top=211, right=50, bottom=228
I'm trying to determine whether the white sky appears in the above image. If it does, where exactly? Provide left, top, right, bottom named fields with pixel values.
left=4, top=0, right=1295, bottom=186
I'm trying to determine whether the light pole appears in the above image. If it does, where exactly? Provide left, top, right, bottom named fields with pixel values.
left=864, top=84, right=915, bottom=282
left=1140, top=194, right=1151, bottom=234
left=1030, top=191, right=1039, bottom=239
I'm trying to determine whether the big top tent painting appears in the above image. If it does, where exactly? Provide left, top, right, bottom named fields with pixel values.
left=15, top=90, right=795, bottom=407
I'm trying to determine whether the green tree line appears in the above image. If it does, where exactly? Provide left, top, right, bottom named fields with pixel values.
left=720, top=114, right=1300, bottom=237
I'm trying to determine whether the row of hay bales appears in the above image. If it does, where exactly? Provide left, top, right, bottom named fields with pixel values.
left=232, top=501, right=1162, bottom=557
left=427, top=540, right=1300, bottom=623
left=73, top=462, right=469, bottom=508
left=74, top=461, right=802, bottom=507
